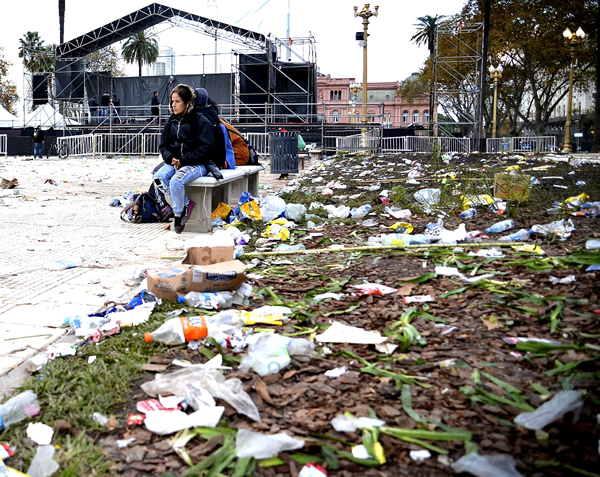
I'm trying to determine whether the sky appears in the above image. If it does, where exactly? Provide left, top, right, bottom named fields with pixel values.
left=1, top=0, right=466, bottom=117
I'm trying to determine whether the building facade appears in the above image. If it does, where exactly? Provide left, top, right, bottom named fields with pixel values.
left=316, top=74, right=432, bottom=129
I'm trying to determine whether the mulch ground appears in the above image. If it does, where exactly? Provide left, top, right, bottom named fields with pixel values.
left=49, top=153, right=600, bottom=475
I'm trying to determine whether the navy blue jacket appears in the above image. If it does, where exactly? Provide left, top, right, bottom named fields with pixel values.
left=159, top=110, right=215, bottom=168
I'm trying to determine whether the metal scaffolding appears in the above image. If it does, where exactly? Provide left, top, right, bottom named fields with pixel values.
left=433, top=21, right=485, bottom=140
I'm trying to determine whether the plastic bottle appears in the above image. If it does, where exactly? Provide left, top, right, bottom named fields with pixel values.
left=381, top=233, right=430, bottom=246
left=460, top=208, right=477, bottom=219
left=0, top=390, right=40, bottom=430
left=64, top=315, right=109, bottom=330
left=585, top=239, right=600, bottom=250
left=144, top=316, right=208, bottom=344
left=498, top=229, right=531, bottom=241
left=485, top=219, right=515, bottom=234
left=274, top=243, right=306, bottom=252
left=178, top=291, right=234, bottom=310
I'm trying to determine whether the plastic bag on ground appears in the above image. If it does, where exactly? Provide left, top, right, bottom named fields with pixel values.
left=285, top=203, right=306, bottom=222
left=235, top=429, right=304, bottom=459
left=140, top=367, right=261, bottom=422
left=259, top=196, right=286, bottom=222
left=144, top=408, right=224, bottom=435
left=514, top=390, right=583, bottom=430
left=323, top=204, right=351, bottom=219
left=451, top=452, right=524, bottom=477
left=26, top=445, right=60, bottom=477
left=414, top=188, right=441, bottom=213
left=239, top=333, right=291, bottom=376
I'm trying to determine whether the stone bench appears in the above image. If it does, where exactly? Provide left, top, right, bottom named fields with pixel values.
left=181, top=164, right=264, bottom=233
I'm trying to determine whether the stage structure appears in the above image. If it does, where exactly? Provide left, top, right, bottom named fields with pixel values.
left=32, top=2, right=318, bottom=129
left=432, top=21, right=484, bottom=140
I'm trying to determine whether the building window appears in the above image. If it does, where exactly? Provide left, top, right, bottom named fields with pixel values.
left=413, top=111, right=419, bottom=123
left=424, top=110, right=430, bottom=123
left=385, top=94, right=390, bottom=100
left=332, top=110, right=339, bottom=123
left=330, top=91, right=333, bottom=101
left=402, top=110, right=409, bottom=123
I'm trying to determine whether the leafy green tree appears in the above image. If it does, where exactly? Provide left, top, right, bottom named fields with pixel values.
left=18, top=31, right=53, bottom=73
left=0, top=47, right=18, bottom=114
left=86, top=47, right=125, bottom=76
left=121, top=31, right=159, bottom=77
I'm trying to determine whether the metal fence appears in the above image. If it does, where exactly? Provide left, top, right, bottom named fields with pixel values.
left=380, top=136, right=408, bottom=153
left=0, top=135, right=6, bottom=156
left=406, top=136, right=471, bottom=153
left=57, top=133, right=161, bottom=157
left=486, top=136, right=556, bottom=153
left=244, top=133, right=269, bottom=156
left=57, top=134, right=94, bottom=156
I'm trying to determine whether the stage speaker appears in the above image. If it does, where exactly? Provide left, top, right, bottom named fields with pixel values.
left=32, top=75, right=48, bottom=105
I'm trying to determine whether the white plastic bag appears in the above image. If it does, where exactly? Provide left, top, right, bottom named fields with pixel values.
left=414, top=188, right=441, bottom=213
left=285, top=203, right=307, bottom=222
left=144, top=408, right=224, bottom=435
left=514, top=390, right=583, bottom=430
left=260, top=196, right=287, bottom=222
left=239, top=333, right=291, bottom=376
left=26, top=445, right=60, bottom=477
left=235, top=429, right=304, bottom=459
left=451, top=452, right=524, bottom=477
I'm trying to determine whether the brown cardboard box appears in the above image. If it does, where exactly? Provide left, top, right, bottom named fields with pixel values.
left=182, top=246, right=235, bottom=265
left=146, top=260, right=246, bottom=303
left=494, top=173, right=531, bottom=202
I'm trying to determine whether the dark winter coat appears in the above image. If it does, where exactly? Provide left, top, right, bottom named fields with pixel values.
left=151, top=95, right=160, bottom=116
left=100, top=93, right=110, bottom=107
left=88, top=95, right=99, bottom=111
left=196, top=102, right=226, bottom=169
left=159, top=110, right=215, bottom=168
left=31, top=128, right=44, bottom=143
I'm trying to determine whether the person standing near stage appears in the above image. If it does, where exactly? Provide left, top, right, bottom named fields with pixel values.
left=100, top=91, right=110, bottom=120
left=151, top=91, right=160, bottom=120
left=88, top=94, right=99, bottom=124
left=31, top=125, right=44, bottom=158
left=112, top=93, right=121, bottom=123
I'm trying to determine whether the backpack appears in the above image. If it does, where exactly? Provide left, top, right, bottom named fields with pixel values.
left=220, top=123, right=236, bottom=169
left=226, top=126, right=260, bottom=166
left=120, top=192, right=172, bottom=223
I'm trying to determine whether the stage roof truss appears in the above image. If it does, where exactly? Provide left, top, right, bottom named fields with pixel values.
left=55, top=2, right=267, bottom=59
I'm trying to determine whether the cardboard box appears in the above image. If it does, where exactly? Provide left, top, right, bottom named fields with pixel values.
left=182, top=246, right=234, bottom=265
left=494, top=173, right=531, bottom=202
left=146, top=260, right=246, bottom=303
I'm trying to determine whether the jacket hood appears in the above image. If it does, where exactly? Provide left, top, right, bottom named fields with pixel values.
left=194, top=88, right=208, bottom=108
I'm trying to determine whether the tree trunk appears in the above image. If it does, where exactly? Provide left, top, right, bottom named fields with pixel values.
left=139, top=58, right=143, bottom=77
left=59, top=0, right=65, bottom=44
left=593, top=6, right=600, bottom=152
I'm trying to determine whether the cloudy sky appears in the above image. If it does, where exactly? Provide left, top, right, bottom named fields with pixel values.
left=1, top=0, right=466, bottom=116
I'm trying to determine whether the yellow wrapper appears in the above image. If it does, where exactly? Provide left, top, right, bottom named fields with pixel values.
left=262, top=224, right=290, bottom=240
left=390, top=222, right=413, bottom=233
left=512, top=244, right=544, bottom=255
left=240, top=200, right=262, bottom=220
left=564, top=193, right=589, bottom=209
left=505, top=165, right=520, bottom=171
left=461, top=194, right=493, bottom=209
left=211, top=202, right=232, bottom=220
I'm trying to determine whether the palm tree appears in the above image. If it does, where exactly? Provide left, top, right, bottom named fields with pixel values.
left=121, top=31, right=159, bottom=77
left=59, top=0, right=66, bottom=44
left=411, top=15, right=445, bottom=130
left=18, top=31, right=53, bottom=73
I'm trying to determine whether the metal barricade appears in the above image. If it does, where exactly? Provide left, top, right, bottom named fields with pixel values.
left=0, top=135, right=6, bottom=156
left=57, top=135, right=94, bottom=156
left=380, top=136, right=408, bottom=153
left=269, top=131, right=298, bottom=174
left=244, top=132, right=269, bottom=156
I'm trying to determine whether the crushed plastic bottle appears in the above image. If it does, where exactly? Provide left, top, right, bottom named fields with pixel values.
left=585, top=239, right=600, bottom=250
left=178, top=291, right=234, bottom=310
left=485, top=219, right=515, bottom=234
left=381, top=233, right=430, bottom=246
left=499, top=229, right=531, bottom=241
left=460, top=208, right=477, bottom=219
left=274, top=243, right=306, bottom=252
left=64, top=315, right=109, bottom=330
left=0, top=390, right=40, bottom=430
left=144, top=316, right=208, bottom=344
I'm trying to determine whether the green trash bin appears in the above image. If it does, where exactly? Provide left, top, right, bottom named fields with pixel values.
left=269, top=131, right=298, bottom=175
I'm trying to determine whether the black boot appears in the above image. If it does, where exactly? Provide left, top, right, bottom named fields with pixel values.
left=206, top=161, right=223, bottom=180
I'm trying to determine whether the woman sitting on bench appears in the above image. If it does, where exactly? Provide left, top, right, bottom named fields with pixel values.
left=154, top=84, right=222, bottom=234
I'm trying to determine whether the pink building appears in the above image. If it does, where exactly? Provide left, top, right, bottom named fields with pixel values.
left=317, top=74, right=433, bottom=129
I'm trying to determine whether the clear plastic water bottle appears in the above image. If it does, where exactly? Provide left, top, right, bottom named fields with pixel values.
left=0, top=390, right=40, bottom=430
left=499, top=229, right=531, bottom=241
left=351, top=204, right=372, bottom=219
left=485, top=219, right=515, bottom=234
left=144, top=316, right=208, bottom=344
left=460, top=208, right=477, bottom=219
left=274, top=244, right=306, bottom=252
left=178, top=291, right=234, bottom=310
left=64, top=315, right=109, bottom=330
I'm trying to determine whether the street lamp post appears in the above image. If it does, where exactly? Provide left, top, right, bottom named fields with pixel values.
left=562, top=27, right=586, bottom=154
left=354, top=4, right=378, bottom=148
left=349, top=82, right=361, bottom=123
left=488, top=64, right=503, bottom=139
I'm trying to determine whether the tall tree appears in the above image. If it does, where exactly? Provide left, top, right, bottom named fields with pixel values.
left=86, top=46, right=125, bottom=76
left=0, top=47, right=19, bottom=115
left=59, top=0, right=65, bottom=44
left=18, top=31, right=53, bottom=73
left=411, top=14, right=445, bottom=129
left=121, top=31, right=159, bottom=77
